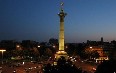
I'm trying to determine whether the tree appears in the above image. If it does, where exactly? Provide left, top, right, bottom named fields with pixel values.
left=91, top=51, right=99, bottom=59
left=49, top=38, right=58, bottom=45
left=44, top=48, right=53, bottom=57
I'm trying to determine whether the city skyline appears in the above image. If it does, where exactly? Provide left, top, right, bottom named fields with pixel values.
left=0, top=0, right=116, bottom=43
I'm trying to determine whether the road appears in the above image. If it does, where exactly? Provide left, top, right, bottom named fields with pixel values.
left=1, top=59, right=98, bottom=73
left=1, top=62, right=43, bottom=73
left=74, top=60, right=98, bottom=73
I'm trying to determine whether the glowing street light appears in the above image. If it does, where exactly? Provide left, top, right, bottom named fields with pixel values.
left=53, top=45, right=55, bottom=48
left=38, top=45, right=40, bottom=48
left=0, top=50, right=6, bottom=64
left=16, top=45, right=20, bottom=48
left=90, top=47, right=92, bottom=48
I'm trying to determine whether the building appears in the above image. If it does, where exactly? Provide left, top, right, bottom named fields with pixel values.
left=85, top=46, right=109, bottom=63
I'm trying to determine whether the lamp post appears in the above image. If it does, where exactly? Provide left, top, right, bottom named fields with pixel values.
left=38, top=45, right=40, bottom=48
left=0, top=50, right=6, bottom=64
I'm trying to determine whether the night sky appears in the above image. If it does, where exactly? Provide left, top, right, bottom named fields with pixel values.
left=0, top=0, right=116, bottom=43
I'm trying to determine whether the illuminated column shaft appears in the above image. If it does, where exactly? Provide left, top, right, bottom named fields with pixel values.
left=59, top=21, right=64, bottom=51
left=58, top=10, right=67, bottom=51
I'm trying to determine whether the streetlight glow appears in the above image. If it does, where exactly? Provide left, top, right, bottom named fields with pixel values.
left=53, top=45, right=55, bottom=48
left=16, top=45, right=20, bottom=48
left=38, top=45, right=40, bottom=48
left=0, top=49, right=6, bottom=64
left=0, top=50, right=6, bottom=52
left=90, top=47, right=92, bottom=48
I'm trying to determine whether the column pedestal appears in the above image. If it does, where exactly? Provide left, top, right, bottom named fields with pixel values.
left=55, top=50, right=68, bottom=61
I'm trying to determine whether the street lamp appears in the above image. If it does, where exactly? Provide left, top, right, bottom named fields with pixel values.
left=0, top=50, right=6, bottom=64
left=90, top=47, right=92, bottom=48
left=16, top=45, right=20, bottom=48
left=38, top=45, right=40, bottom=48
left=53, top=45, right=55, bottom=48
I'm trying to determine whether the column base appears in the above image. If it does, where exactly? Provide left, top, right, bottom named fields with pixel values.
left=55, top=50, right=68, bottom=61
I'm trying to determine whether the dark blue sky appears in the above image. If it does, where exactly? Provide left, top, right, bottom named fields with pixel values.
left=0, top=0, right=116, bottom=43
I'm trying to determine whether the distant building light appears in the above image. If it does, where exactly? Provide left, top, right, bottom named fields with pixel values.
left=66, top=46, right=68, bottom=48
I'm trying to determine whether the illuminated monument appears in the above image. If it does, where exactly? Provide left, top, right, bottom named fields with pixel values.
left=55, top=2, right=68, bottom=60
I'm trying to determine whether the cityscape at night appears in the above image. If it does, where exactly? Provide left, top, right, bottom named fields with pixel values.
left=0, top=0, right=116, bottom=73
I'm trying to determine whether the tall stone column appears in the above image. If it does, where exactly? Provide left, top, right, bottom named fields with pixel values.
left=55, top=2, right=68, bottom=60
left=58, top=9, right=67, bottom=51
